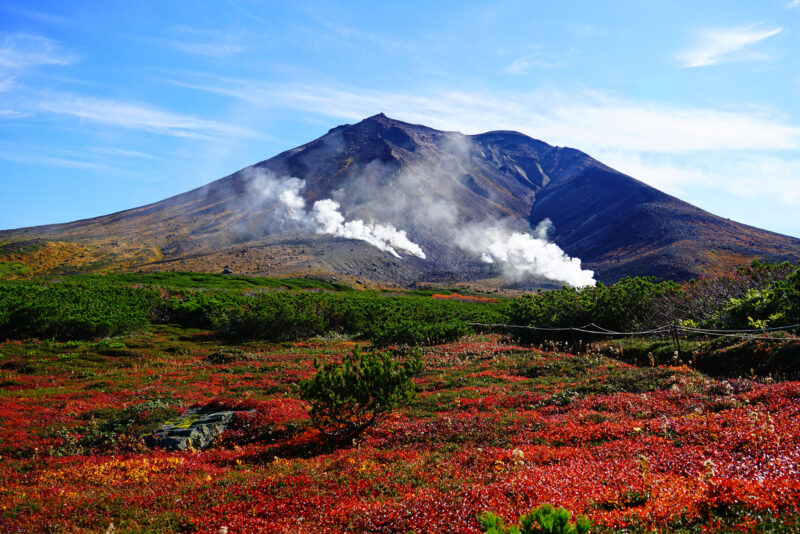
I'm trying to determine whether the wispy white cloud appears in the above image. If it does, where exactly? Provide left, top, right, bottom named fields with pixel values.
left=597, top=150, right=800, bottom=236
left=0, top=142, right=168, bottom=183
left=596, top=150, right=800, bottom=207
left=172, top=41, right=246, bottom=58
left=0, top=109, right=29, bottom=118
left=0, top=78, right=16, bottom=93
left=788, top=0, right=799, bottom=7
left=0, top=5, right=71, bottom=25
left=87, top=146, right=159, bottom=159
left=168, top=76, right=800, bottom=153
left=504, top=52, right=562, bottom=74
left=34, top=92, right=260, bottom=139
left=160, top=27, right=247, bottom=58
left=677, top=24, right=782, bottom=68
left=0, top=142, right=114, bottom=172
left=229, top=1, right=266, bottom=23
left=0, top=33, right=78, bottom=69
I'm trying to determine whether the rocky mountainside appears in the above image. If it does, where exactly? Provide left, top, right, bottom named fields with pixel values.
left=2, top=113, right=799, bottom=287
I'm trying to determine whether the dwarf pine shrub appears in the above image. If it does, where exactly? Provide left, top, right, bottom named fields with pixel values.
left=299, top=346, right=423, bottom=441
left=479, top=504, right=591, bottom=534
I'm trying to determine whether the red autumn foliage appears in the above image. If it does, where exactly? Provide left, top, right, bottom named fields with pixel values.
left=2, top=335, right=800, bottom=532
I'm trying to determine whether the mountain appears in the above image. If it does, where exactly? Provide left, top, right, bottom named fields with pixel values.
left=2, top=113, right=799, bottom=287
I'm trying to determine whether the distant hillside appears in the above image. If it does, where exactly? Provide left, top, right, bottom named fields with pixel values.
left=2, top=113, right=799, bottom=287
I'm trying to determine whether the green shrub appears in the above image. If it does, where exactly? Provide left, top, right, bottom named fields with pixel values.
left=299, top=346, right=424, bottom=441
left=364, top=318, right=471, bottom=346
left=506, top=261, right=800, bottom=335
left=712, top=263, right=800, bottom=329
left=212, top=292, right=327, bottom=341
left=479, top=504, right=591, bottom=534
left=0, top=281, right=159, bottom=340
left=508, top=277, right=680, bottom=336
left=0, top=273, right=506, bottom=344
left=205, top=347, right=253, bottom=364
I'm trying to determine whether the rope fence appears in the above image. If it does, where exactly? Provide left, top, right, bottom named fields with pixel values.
left=467, top=321, right=800, bottom=349
left=466, top=321, right=800, bottom=377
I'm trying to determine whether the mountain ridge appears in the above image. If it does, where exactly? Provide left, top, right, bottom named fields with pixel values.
left=1, top=114, right=799, bottom=287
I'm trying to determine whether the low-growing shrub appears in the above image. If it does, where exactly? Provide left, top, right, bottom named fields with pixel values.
left=0, top=281, right=159, bottom=340
left=479, top=504, right=591, bottom=534
left=364, top=318, right=471, bottom=346
left=299, top=346, right=424, bottom=441
left=205, top=347, right=253, bottom=364
left=0, top=275, right=506, bottom=344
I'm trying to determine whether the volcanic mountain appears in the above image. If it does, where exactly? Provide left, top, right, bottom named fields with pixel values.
left=2, top=113, right=799, bottom=287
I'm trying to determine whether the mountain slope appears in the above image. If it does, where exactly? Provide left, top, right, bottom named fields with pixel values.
left=1, top=113, right=799, bottom=286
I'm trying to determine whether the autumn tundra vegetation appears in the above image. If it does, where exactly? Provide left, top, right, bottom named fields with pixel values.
left=1, top=262, right=800, bottom=532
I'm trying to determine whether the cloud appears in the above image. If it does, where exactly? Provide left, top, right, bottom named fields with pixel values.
left=0, top=5, right=71, bottom=25
left=158, top=27, right=248, bottom=58
left=87, top=146, right=159, bottom=159
left=159, top=76, right=800, bottom=238
left=788, top=0, right=799, bottom=7
left=172, top=41, right=246, bottom=58
left=677, top=24, right=782, bottom=68
left=168, top=76, right=800, bottom=153
left=0, top=142, right=168, bottom=184
left=457, top=220, right=595, bottom=286
left=505, top=57, right=559, bottom=74
left=0, top=142, right=113, bottom=172
left=243, top=153, right=594, bottom=285
left=594, top=150, right=800, bottom=237
left=0, top=33, right=78, bottom=69
left=0, top=109, right=29, bottom=118
left=0, top=78, right=16, bottom=92
left=504, top=48, right=563, bottom=74
left=34, top=92, right=260, bottom=139
left=595, top=150, right=800, bottom=208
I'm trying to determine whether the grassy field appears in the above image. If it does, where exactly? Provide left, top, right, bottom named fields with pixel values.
left=3, top=323, right=800, bottom=533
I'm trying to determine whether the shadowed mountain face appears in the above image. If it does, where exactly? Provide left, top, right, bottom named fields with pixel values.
left=2, top=113, right=799, bottom=286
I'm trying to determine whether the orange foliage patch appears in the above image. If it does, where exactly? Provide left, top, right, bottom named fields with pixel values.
left=431, top=293, right=499, bottom=303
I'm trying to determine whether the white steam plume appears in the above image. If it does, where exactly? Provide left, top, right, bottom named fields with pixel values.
left=247, top=173, right=307, bottom=224
left=459, top=219, right=595, bottom=287
left=312, top=199, right=426, bottom=258
left=245, top=168, right=425, bottom=259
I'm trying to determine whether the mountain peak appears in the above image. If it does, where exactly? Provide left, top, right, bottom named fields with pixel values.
left=362, top=112, right=391, bottom=125
left=357, top=113, right=435, bottom=134
left=1, top=115, right=798, bottom=286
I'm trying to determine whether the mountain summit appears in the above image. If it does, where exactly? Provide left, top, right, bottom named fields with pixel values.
left=2, top=114, right=799, bottom=287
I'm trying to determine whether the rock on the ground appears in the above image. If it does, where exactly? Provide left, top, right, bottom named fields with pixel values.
left=145, top=409, right=246, bottom=451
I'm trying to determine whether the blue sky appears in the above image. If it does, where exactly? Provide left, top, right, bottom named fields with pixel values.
left=2, top=0, right=800, bottom=237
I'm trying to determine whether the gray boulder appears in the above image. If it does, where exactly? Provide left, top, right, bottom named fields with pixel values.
left=145, top=408, right=248, bottom=451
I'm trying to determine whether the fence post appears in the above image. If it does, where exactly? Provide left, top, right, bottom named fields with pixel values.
left=671, top=322, right=682, bottom=359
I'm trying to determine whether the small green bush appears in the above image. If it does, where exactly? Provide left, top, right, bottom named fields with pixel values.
left=51, top=398, right=183, bottom=455
left=479, top=504, right=591, bottom=534
left=205, top=347, right=253, bottom=364
left=299, top=346, right=424, bottom=441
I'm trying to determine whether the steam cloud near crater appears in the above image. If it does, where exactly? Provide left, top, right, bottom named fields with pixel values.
left=311, top=199, right=427, bottom=259
left=246, top=169, right=426, bottom=259
left=459, top=220, right=596, bottom=287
